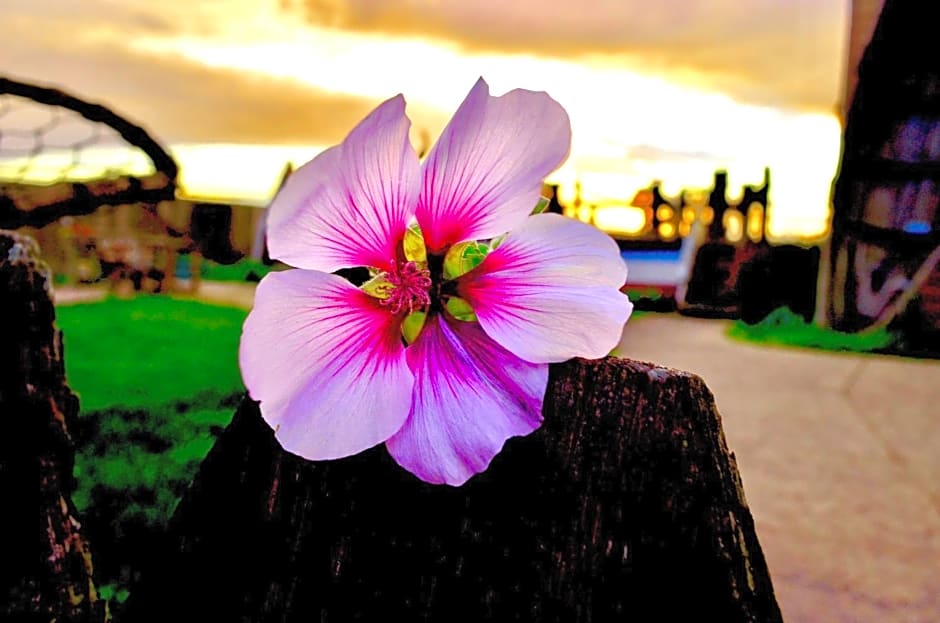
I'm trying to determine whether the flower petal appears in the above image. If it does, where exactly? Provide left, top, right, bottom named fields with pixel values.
left=266, top=95, right=420, bottom=272
left=459, top=213, right=632, bottom=363
left=385, top=315, right=547, bottom=486
left=416, top=78, right=571, bottom=253
left=239, top=270, right=413, bottom=460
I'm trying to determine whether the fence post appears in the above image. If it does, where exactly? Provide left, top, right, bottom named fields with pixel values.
left=0, top=230, right=108, bottom=622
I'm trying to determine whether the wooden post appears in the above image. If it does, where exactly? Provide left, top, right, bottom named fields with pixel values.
left=126, top=360, right=782, bottom=622
left=0, top=231, right=107, bottom=622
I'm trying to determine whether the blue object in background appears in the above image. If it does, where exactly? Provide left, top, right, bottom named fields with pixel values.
left=621, top=250, right=682, bottom=263
left=175, top=255, right=192, bottom=279
left=902, top=221, right=931, bottom=235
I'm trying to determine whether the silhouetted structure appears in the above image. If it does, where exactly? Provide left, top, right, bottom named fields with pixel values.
left=706, top=171, right=732, bottom=242
left=0, top=77, right=201, bottom=292
left=0, top=77, right=262, bottom=288
left=826, top=0, right=940, bottom=342
left=599, top=168, right=817, bottom=321
left=679, top=169, right=818, bottom=322
left=0, top=77, right=178, bottom=229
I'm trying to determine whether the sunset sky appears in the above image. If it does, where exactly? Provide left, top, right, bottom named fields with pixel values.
left=1, top=0, right=851, bottom=239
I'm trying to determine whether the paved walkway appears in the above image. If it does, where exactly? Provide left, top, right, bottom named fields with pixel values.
left=617, top=315, right=940, bottom=623
left=52, top=281, right=258, bottom=308
left=54, top=283, right=939, bottom=621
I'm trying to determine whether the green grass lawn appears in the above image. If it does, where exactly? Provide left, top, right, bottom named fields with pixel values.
left=727, top=307, right=896, bottom=354
left=198, top=257, right=279, bottom=283
left=56, top=296, right=249, bottom=605
left=57, top=296, right=248, bottom=411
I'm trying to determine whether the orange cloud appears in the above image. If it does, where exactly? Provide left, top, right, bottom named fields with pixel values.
left=279, top=0, right=849, bottom=111
left=0, top=7, right=382, bottom=145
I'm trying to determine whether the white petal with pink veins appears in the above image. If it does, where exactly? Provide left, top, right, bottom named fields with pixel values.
left=266, top=95, right=420, bottom=273
left=459, top=213, right=632, bottom=363
left=417, top=78, right=571, bottom=253
left=240, top=270, right=413, bottom=460
left=386, top=315, right=547, bottom=486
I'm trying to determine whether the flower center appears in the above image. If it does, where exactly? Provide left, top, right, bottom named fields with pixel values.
left=379, top=261, right=432, bottom=314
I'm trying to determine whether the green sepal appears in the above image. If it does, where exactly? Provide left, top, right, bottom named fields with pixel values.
left=360, top=273, right=392, bottom=300
left=403, top=224, right=427, bottom=263
left=445, top=296, right=478, bottom=322
left=401, top=310, right=427, bottom=344
left=532, top=196, right=550, bottom=214
left=443, top=241, right=490, bottom=280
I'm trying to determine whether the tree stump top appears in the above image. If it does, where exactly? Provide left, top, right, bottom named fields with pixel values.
left=127, top=357, right=782, bottom=622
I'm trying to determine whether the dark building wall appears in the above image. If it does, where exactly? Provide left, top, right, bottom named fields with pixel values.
left=827, top=0, right=940, bottom=333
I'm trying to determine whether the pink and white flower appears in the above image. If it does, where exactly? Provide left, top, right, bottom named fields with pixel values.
left=239, top=78, right=632, bottom=486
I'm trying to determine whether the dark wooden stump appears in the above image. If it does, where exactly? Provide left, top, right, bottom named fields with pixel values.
left=0, top=231, right=107, bottom=622
left=127, top=358, right=782, bottom=621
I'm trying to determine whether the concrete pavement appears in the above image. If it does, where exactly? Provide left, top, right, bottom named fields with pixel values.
left=51, top=280, right=259, bottom=308
left=616, top=315, right=940, bottom=623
